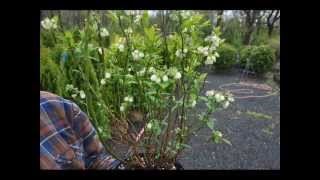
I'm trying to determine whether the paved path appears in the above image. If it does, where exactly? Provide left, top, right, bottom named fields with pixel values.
left=179, top=70, right=280, bottom=169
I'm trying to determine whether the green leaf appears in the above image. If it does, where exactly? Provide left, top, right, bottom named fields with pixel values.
left=222, top=138, right=232, bottom=146
left=89, top=56, right=99, bottom=62
left=211, top=131, right=223, bottom=143
left=206, top=118, right=214, bottom=130
left=181, top=143, right=192, bottom=149
left=199, top=73, right=207, bottom=82
left=199, top=96, right=207, bottom=102
left=146, top=91, right=157, bottom=95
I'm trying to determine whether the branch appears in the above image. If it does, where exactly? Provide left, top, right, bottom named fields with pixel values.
left=271, top=10, right=280, bottom=26
left=267, top=10, right=274, bottom=26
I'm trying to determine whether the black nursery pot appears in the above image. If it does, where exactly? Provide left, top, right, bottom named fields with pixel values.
left=174, top=161, right=184, bottom=170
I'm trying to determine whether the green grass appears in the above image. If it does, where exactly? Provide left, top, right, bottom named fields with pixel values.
left=245, top=111, right=272, bottom=120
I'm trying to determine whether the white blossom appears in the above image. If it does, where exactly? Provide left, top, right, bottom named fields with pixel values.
left=191, top=100, right=197, bottom=107
left=146, top=122, right=152, bottom=129
left=120, top=105, right=125, bottom=112
left=223, top=101, right=230, bottom=109
left=124, top=27, right=133, bottom=34
left=98, top=47, right=103, bottom=55
left=175, top=49, right=187, bottom=58
left=134, top=15, right=142, bottom=24
left=105, top=72, right=111, bottom=79
left=205, top=35, right=219, bottom=43
left=182, top=27, right=188, bottom=33
left=100, top=78, right=106, bottom=85
left=197, top=46, right=209, bottom=56
left=66, top=84, right=74, bottom=91
left=151, top=74, right=161, bottom=83
left=214, top=93, right=225, bottom=102
left=162, top=75, right=169, bottom=82
left=79, top=90, right=86, bottom=99
left=205, top=59, right=213, bottom=65
left=41, top=18, right=51, bottom=30
left=118, top=44, right=125, bottom=52
left=126, top=74, right=134, bottom=78
left=41, top=17, right=58, bottom=30
left=137, top=68, right=146, bottom=76
left=100, top=28, right=109, bottom=37
left=124, top=96, right=133, bottom=103
left=205, top=90, right=215, bottom=97
left=209, top=46, right=216, bottom=51
left=71, top=94, right=77, bottom=99
left=174, top=72, right=181, bottom=79
left=139, top=52, right=144, bottom=58
left=228, top=96, right=234, bottom=102
left=132, top=49, right=144, bottom=60
left=205, top=55, right=216, bottom=65
left=148, top=67, right=156, bottom=73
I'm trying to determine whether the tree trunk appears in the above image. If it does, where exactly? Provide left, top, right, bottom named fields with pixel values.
left=268, top=25, right=274, bottom=37
left=216, top=10, right=224, bottom=29
left=243, top=27, right=254, bottom=45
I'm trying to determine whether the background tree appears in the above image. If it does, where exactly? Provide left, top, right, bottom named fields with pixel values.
left=266, top=10, right=280, bottom=37
left=242, top=10, right=261, bottom=45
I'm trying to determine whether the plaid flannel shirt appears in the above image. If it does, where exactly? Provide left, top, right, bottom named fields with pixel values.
left=40, top=91, right=120, bottom=169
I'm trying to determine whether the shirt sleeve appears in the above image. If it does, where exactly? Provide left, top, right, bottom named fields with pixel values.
left=69, top=101, right=121, bottom=169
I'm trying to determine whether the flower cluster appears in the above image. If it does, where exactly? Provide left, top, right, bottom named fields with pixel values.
left=150, top=68, right=181, bottom=84
left=180, top=10, right=192, bottom=19
left=118, top=44, right=125, bottom=52
left=137, top=68, right=146, bottom=76
left=132, top=49, right=144, bottom=60
left=100, top=28, right=109, bottom=37
left=124, top=27, right=133, bottom=35
left=41, top=17, right=58, bottom=30
left=148, top=67, right=156, bottom=73
left=175, top=49, right=188, bottom=58
left=100, top=72, right=112, bottom=85
left=65, top=84, right=86, bottom=99
left=98, top=47, right=103, bottom=55
left=120, top=95, right=134, bottom=112
left=205, top=55, right=216, bottom=65
left=134, top=14, right=142, bottom=24
left=124, top=96, right=134, bottom=103
left=150, top=74, right=161, bottom=84
left=205, top=34, right=223, bottom=49
left=205, top=90, right=234, bottom=109
left=197, top=33, right=223, bottom=65
left=197, top=46, right=208, bottom=56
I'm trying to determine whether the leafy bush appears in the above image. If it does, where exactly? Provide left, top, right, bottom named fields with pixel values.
left=40, top=47, right=66, bottom=95
left=239, top=45, right=275, bottom=75
left=239, top=46, right=253, bottom=67
left=221, top=18, right=244, bottom=49
left=268, top=37, right=280, bottom=60
left=214, top=43, right=237, bottom=71
left=251, top=27, right=269, bottom=46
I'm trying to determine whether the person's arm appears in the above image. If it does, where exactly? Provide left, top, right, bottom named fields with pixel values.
left=69, top=101, right=121, bottom=169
